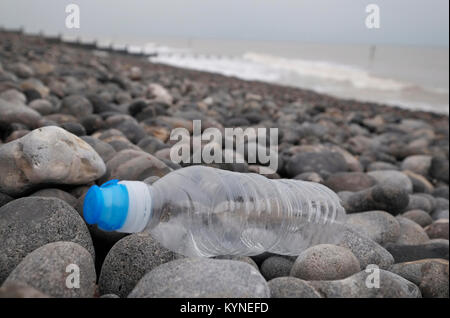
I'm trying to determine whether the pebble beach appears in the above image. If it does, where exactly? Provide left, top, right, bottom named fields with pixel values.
left=0, top=30, right=448, bottom=298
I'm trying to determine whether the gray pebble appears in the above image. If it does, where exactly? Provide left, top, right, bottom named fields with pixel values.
left=286, top=151, right=349, bottom=177
left=345, top=183, right=409, bottom=215
left=268, top=277, right=322, bottom=298
left=4, top=242, right=96, bottom=298
left=404, top=170, right=434, bottom=194
left=260, top=256, right=294, bottom=280
left=425, top=219, right=449, bottom=240
left=98, top=232, right=180, bottom=298
left=128, top=258, right=270, bottom=298
left=290, top=244, right=360, bottom=280
left=402, top=210, right=433, bottom=227
left=324, top=172, right=376, bottom=192
left=395, top=216, right=430, bottom=245
left=28, top=99, right=56, bottom=116
left=0, top=126, right=106, bottom=196
left=0, top=98, right=42, bottom=129
left=60, top=95, right=93, bottom=118
left=0, top=197, right=94, bottom=283
left=309, top=270, right=421, bottom=298
left=385, top=241, right=449, bottom=263
left=431, top=209, right=449, bottom=220
left=429, top=155, right=449, bottom=183
left=346, top=210, right=400, bottom=245
left=401, top=155, right=432, bottom=176
left=337, top=227, right=394, bottom=269
left=367, top=170, right=413, bottom=194
left=389, top=259, right=448, bottom=298
left=433, top=186, right=449, bottom=199
left=404, top=194, right=433, bottom=213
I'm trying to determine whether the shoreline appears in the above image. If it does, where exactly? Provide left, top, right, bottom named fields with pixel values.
left=1, top=29, right=447, bottom=122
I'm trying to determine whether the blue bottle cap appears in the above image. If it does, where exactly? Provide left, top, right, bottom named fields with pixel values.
left=83, top=180, right=129, bottom=231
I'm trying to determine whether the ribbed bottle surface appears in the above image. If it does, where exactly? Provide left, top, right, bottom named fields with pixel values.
left=146, top=166, right=346, bottom=257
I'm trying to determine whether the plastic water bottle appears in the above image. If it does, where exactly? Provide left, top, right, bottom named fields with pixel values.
left=83, top=165, right=346, bottom=257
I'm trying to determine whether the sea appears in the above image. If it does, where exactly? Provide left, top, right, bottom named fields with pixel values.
left=84, top=35, right=449, bottom=115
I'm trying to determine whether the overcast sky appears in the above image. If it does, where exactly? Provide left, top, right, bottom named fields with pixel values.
left=0, top=0, right=448, bottom=46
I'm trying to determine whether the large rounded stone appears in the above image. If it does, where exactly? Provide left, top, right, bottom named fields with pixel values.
left=433, top=198, right=449, bottom=216
left=99, top=233, right=179, bottom=298
left=433, top=186, right=449, bottom=200
left=60, top=95, right=93, bottom=118
left=260, top=256, right=294, bottom=280
left=367, top=170, right=413, bottom=194
left=309, top=270, right=421, bottom=298
left=402, top=210, right=433, bottom=227
left=431, top=209, right=449, bottom=221
left=404, top=170, right=434, bottom=194
left=105, top=149, right=171, bottom=181
left=345, top=184, right=409, bottom=215
left=0, top=197, right=94, bottom=283
left=337, top=227, right=394, bottom=269
left=324, top=172, right=375, bottom=192
left=0, top=89, right=27, bottom=103
left=404, top=194, right=433, bottom=213
left=268, top=277, right=322, bottom=298
left=286, top=151, right=349, bottom=177
left=60, top=122, right=87, bottom=137
left=389, top=259, right=448, bottom=298
left=28, top=99, right=56, bottom=116
left=346, top=210, right=400, bottom=245
left=290, top=244, right=360, bottom=280
left=396, top=217, right=430, bottom=245
left=430, top=155, right=449, bottom=183
left=0, top=99, right=42, bottom=129
left=128, top=258, right=269, bottom=298
left=385, top=241, right=449, bottom=263
left=0, top=126, right=106, bottom=196
left=401, top=155, right=432, bottom=176
left=425, top=219, right=449, bottom=240
left=4, top=242, right=96, bottom=298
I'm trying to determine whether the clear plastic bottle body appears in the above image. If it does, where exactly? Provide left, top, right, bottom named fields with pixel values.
left=144, top=166, right=347, bottom=257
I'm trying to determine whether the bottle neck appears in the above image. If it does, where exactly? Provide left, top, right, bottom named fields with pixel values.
left=116, top=181, right=154, bottom=233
